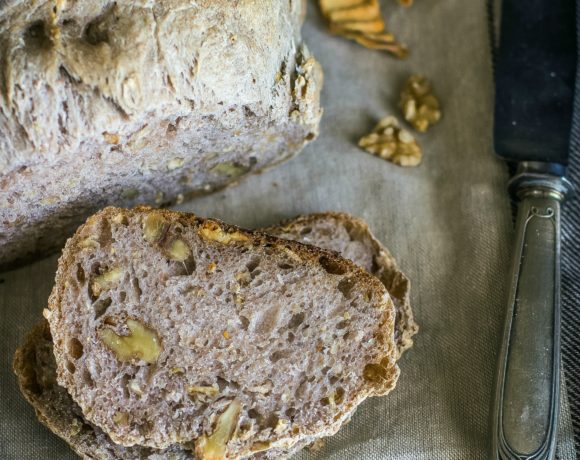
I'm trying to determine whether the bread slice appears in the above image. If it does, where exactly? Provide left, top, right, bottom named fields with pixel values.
left=265, top=212, right=417, bottom=357
left=15, top=211, right=414, bottom=460
left=0, top=0, right=323, bottom=270
left=44, top=207, right=398, bottom=455
left=14, top=322, right=314, bottom=460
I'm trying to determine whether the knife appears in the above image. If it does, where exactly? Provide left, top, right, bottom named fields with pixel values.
left=491, top=1, right=577, bottom=459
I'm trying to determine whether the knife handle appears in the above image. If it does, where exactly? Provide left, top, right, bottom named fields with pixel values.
left=492, top=166, right=572, bottom=460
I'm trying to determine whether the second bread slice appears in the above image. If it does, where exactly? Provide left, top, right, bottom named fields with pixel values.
left=45, top=207, right=399, bottom=455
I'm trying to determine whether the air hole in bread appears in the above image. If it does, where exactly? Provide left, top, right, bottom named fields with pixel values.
left=246, top=257, right=261, bottom=273
left=248, top=408, right=263, bottom=423
left=305, top=132, right=316, bottom=141
left=287, top=331, right=295, bottom=343
left=243, top=105, right=257, bottom=118
left=299, top=226, right=312, bottom=235
left=337, top=277, right=355, bottom=299
left=170, top=256, right=196, bottom=276
left=90, top=262, right=102, bottom=276
left=76, top=264, right=86, bottom=283
left=321, top=366, right=330, bottom=375
left=295, top=380, right=307, bottom=398
left=288, top=312, right=304, bottom=329
left=319, top=256, right=347, bottom=275
left=329, top=375, right=340, bottom=385
left=216, top=376, right=228, bottom=391
left=336, top=320, right=348, bottom=330
left=278, top=262, right=293, bottom=270
left=335, top=387, right=345, bottom=404
left=239, top=316, right=250, bottom=330
left=285, top=407, right=296, bottom=418
left=81, top=369, right=94, bottom=387
left=265, top=413, right=279, bottom=429
left=66, top=360, right=76, bottom=374
left=97, top=219, right=113, bottom=248
left=93, top=297, right=112, bottom=319
left=119, top=291, right=127, bottom=302
left=132, top=278, right=142, bottom=301
left=68, top=338, right=84, bottom=360
left=269, top=350, right=286, bottom=362
left=83, top=7, right=113, bottom=45
left=24, top=21, right=52, bottom=50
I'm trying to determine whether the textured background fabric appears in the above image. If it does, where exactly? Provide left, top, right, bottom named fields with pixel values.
left=0, top=1, right=577, bottom=458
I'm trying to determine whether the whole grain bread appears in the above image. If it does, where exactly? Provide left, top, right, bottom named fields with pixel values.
left=45, top=207, right=398, bottom=455
left=14, top=212, right=415, bottom=460
left=13, top=322, right=313, bottom=460
left=0, top=0, right=323, bottom=270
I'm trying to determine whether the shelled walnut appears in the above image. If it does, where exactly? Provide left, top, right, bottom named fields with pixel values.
left=195, top=400, right=241, bottom=460
left=399, top=75, right=441, bottom=132
left=358, top=116, right=422, bottom=166
left=99, top=319, right=162, bottom=364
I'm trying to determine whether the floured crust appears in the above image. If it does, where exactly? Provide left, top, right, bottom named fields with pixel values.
left=265, top=212, right=418, bottom=357
left=46, top=206, right=399, bottom=453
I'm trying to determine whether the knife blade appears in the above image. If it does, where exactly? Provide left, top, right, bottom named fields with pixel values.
left=491, top=1, right=577, bottom=459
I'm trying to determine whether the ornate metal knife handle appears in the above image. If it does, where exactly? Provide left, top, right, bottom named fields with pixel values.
left=492, top=163, right=573, bottom=460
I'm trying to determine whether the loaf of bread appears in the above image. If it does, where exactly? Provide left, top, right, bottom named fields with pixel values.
left=0, top=0, right=323, bottom=270
left=15, top=211, right=415, bottom=460
left=44, top=207, right=398, bottom=456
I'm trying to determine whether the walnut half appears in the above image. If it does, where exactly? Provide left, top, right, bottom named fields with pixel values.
left=99, top=319, right=162, bottom=364
left=358, top=116, right=422, bottom=167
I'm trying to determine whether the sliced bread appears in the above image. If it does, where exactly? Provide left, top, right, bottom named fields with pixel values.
left=15, top=211, right=415, bottom=460
left=44, top=207, right=399, bottom=455
left=0, top=0, right=322, bottom=270
left=265, top=212, right=418, bottom=356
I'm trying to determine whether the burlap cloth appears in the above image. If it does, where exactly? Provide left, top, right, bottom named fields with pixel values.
left=0, top=1, right=577, bottom=458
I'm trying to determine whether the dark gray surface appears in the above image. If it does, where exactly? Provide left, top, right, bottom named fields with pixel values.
left=0, top=0, right=577, bottom=459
